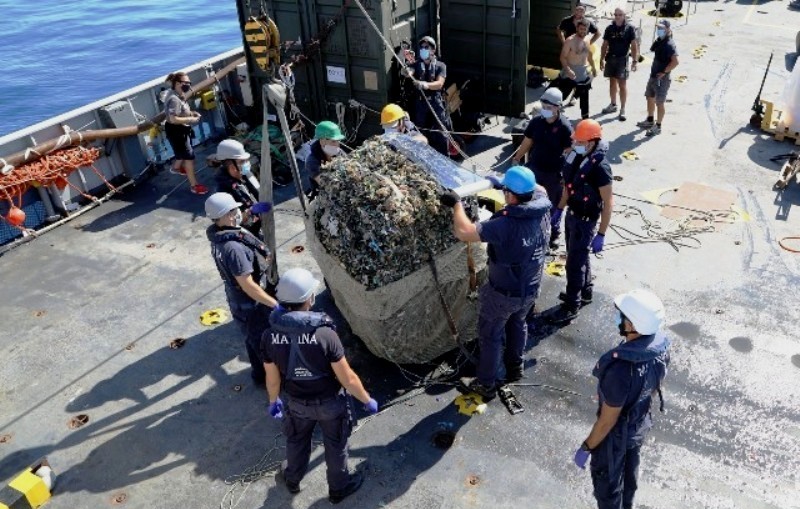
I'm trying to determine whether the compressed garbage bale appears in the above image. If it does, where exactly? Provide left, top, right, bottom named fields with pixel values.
left=305, top=137, right=488, bottom=363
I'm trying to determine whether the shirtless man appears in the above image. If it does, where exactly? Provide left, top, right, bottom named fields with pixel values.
left=559, top=19, right=596, bottom=119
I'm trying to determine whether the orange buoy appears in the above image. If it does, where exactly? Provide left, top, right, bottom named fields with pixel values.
left=6, top=206, right=26, bottom=226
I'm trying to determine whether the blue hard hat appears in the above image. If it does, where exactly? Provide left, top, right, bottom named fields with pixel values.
left=501, top=166, right=536, bottom=194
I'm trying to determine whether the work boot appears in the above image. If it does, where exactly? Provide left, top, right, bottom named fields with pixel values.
left=547, top=304, right=579, bottom=325
left=329, top=471, right=364, bottom=504
left=601, top=103, right=618, bottom=114
left=504, top=364, right=525, bottom=384
left=558, top=289, right=592, bottom=306
left=279, top=460, right=301, bottom=494
left=466, top=379, right=497, bottom=401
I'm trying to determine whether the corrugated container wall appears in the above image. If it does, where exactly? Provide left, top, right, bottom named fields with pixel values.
left=529, top=0, right=575, bottom=70
left=238, top=0, right=435, bottom=141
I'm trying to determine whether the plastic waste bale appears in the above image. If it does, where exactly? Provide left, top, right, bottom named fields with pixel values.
left=305, top=137, right=487, bottom=363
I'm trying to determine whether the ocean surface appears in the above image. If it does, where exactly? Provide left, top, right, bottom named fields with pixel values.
left=0, top=0, right=242, bottom=137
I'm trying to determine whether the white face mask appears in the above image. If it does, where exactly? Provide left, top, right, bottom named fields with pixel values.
left=322, top=144, right=339, bottom=157
left=240, top=161, right=251, bottom=176
left=540, top=108, right=554, bottom=119
left=574, top=144, right=587, bottom=155
left=233, top=209, right=243, bottom=227
left=383, top=125, right=396, bottom=134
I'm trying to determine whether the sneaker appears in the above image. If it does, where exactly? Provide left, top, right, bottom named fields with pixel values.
left=646, top=125, right=662, bottom=137
left=601, top=103, right=618, bottom=114
left=329, top=472, right=364, bottom=504
left=636, top=119, right=654, bottom=128
left=558, top=290, right=593, bottom=306
left=618, top=111, right=627, bottom=122
left=190, top=184, right=209, bottom=195
left=170, top=166, right=187, bottom=176
left=546, top=304, right=579, bottom=325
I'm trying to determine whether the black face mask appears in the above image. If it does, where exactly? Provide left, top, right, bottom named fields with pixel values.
left=181, top=84, right=191, bottom=93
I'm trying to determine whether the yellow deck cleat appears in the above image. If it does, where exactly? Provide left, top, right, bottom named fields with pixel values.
left=200, top=308, right=230, bottom=326
left=454, top=393, right=487, bottom=416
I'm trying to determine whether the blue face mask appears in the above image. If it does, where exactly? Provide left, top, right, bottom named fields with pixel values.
left=656, top=28, right=666, bottom=38
left=574, top=144, right=587, bottom=155
left=419, top=48, right=431, bottom=60
left=540, top=108, right=554, bottom=119
left=240, top=161, right=251, bottom=176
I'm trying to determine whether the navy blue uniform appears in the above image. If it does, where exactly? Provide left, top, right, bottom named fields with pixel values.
left=562, top=148, right=612, bottom=309
left=522, top=114, right=574, bottom=211
left=591, top=333, right=671, bottom=509
left=475, top=191, right=551, bottom=386
left=215, top=171, right=260, bottom=237
left=207, top=225, right=274, bottom=383
left=412, top=59, right=451, bottom=156
left=260, top=309, right=353, bottom=492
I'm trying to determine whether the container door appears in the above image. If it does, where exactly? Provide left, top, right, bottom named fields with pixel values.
left=529, top=0, right=575, bottom=71
left=438, top=0, right=529, bottom=117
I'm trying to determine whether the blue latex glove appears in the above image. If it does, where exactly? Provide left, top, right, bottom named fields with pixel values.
left=551, top=208, right=563, bottom=229
left=268, top=398, right=284, bottom=419
left=364, top=398, right=379, bottom=414
left=250, top=201, right=273, bottom=214
left=591, top=233, right=605, bottom=253
left=573, top=446, right=591, bottom=469
left=486, top=175, right=503, bottom=190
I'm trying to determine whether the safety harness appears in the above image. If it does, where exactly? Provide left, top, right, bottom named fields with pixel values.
left=565, top=149, right=607, bottom=220
left=209, top=227, right=272, bottom=293
left=269, top=310, right=336, bottom=382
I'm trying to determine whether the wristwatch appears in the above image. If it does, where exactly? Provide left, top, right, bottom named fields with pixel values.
left=581, top=441, right=592, bottom=452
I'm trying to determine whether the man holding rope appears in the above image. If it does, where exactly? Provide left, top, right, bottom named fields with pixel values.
left=405, top=36, right=452, bottom=156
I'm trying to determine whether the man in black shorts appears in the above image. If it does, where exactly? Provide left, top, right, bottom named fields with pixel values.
left=599, top=8, right=639, bottom=121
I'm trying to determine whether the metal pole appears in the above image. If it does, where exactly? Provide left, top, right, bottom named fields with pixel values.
left=259, top=86, right=279, bottom=286
left=266, top=81, right=308, bottom=215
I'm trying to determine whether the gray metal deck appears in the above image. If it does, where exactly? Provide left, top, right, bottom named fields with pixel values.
left=2, top=2, right=800, bottom=508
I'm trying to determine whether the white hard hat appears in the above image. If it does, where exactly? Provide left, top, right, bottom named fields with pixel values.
left=614, top=289, right=665, bottom=335
left=205, top=192, right=242, bottom=219
left=276, top=268, right=320, bottom=304
left=215, top=139, right=251, bottom=161
left=540, top=88, right=563, bottom=106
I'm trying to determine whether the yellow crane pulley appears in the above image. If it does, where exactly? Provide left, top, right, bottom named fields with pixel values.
left=244, top=15, right=281, bottom=71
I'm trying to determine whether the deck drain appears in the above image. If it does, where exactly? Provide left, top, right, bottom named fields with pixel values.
left=291, top=245, right=305, bottom=254
left=68, top=414, right=89, bottom=429
left=0, top=433, right=12, bottom=444
left=111, top=492, right=128, bottom=505
left=466, top=474, right=480, bottom=487
left=233, top=384, right=243, bottom=392
left=124, top=343, right=135, bottom=351
left=431, top=429, right=456, bottom=449
left=169, top=338, right=186, bottom=349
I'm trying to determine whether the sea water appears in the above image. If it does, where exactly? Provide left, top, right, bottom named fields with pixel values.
left=0, top=0, right=241, bottom=136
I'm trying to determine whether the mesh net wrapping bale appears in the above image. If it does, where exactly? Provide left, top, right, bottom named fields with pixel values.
left=305, top=137, right=487, bottom=363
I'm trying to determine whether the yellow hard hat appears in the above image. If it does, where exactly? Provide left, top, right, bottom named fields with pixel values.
left=381, top=103, right=405, bottom=125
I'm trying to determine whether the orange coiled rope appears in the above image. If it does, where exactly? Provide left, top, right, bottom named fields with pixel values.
left=1, top=146, right=108, bottom=229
